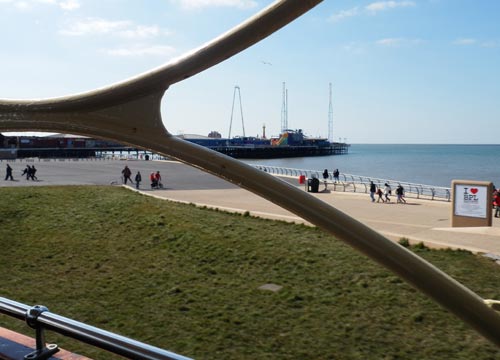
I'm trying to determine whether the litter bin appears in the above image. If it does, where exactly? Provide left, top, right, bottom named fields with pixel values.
left=299, top=175, right=306, bottom=184
left=311, top=177, right=319, bottom=192
left=307, top=177, right=320, bottom=193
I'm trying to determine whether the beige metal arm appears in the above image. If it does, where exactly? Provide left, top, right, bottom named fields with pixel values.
left=1, top=0, right=500, bottom=348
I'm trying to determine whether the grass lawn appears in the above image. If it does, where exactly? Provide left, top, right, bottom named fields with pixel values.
left=1, top=186, right=500, bottom=359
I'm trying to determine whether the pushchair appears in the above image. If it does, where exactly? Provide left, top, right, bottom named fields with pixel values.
left=150, top=177, right=163, bottom=189
left=150, top=172, right=164, bottom=189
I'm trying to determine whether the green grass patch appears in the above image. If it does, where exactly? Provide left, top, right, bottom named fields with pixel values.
left=1, top=186, right=500, bottom=359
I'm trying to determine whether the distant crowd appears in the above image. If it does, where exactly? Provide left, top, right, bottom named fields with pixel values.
left=321, top=168, right=407, bottom=204
left=369, top=181, right=406, bottom=204
left=3, top=163, right=166, bottom=190
left=121, top=165, right=164, bottom=190
left=3, top=164, right=38, bottom=181
left=323, top=168, right=500, bottom=217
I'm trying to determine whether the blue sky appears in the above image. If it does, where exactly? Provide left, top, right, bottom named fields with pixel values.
left=0, top=0, right=499, bottom=144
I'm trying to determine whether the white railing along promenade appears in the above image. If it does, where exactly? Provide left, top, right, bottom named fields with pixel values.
left=0, top=154, right=168, bottom=162
left=252, top=165, right=451, bottom=201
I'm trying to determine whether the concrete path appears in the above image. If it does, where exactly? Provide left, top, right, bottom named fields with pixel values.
left=150, top=185, right=500, bottom=256
left=2, top=158, right=500, bottom=256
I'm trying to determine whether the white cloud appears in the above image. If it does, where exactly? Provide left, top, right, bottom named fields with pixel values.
left=174, top=0, right=257, bottom=10
left=453, top=38, right=476, bottom=45
left=330, top=1, right=415, bottom=23
left=452, top=38, right=500, bottom=48
left=0, top=0, right=79, bottom=10
left=15, top=1, right=29, bottom=9
left=376, top=38, right=403, bottom=46
left=59, top=0, right=79, bottom=10
left=105, top=45, right=177, bottom=57
left=60, top=18, right=132, bottom=36
left=366, top=1, right=415, bottom=13
left=376, top=37, right=423, bottom=47
left=481, top=40, right=500, bottom=48
left=120, top=25, right=171, bottom=39
left=60, top=18, right=169, bottom=38
left=342, top=42, right=365, bottom=54
left=329, top=7, right=359, bottom=23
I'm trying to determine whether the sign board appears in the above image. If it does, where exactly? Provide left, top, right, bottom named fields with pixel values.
left=454, top=184, right=489, bottom=218
left=451, top=180, right=493, bottom=227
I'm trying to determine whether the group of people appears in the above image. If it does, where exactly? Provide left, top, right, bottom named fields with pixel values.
left=370, top=181, right=406, bottom=204
left=121, top=165, right=163, bottom=190
left=322, top=168, right=340, bottom=183
left=3, top=163, right=38, bottom=181
left=21, top=165, right=38, bottom=180
left=149, top=171, right=163, bottom=189
left=321, top=169, right=407, bottom=204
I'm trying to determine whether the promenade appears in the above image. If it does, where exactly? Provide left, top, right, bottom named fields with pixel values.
left=2, top=158, right=500, bottom=256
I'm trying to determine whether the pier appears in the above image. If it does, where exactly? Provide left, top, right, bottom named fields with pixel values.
left=205, top=142, right=349, bottom=159
left=0, top=133, right=349, bottom=160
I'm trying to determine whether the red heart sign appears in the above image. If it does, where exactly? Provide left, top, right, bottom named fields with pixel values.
left=470, top=188, right=478, bottom=194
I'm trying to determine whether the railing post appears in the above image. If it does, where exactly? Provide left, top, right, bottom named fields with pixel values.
left=24, top=305, right=60, bottom=360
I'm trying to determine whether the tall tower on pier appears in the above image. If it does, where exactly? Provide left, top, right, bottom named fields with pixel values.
left=280, top=82, right=288, bottom=133
left=328, top=82, right=334, bottom=143
left=228, top=85, right=245, bottom=138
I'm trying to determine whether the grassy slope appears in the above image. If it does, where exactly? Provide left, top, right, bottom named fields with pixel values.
left=1, top=186, right=499, bottom=359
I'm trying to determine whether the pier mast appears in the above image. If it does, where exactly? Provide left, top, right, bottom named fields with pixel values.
left=228, top=85, right=245, bottom=138
left=280, top=82, right=288, bottom=132
left=328, top=82, right=333, bottom=143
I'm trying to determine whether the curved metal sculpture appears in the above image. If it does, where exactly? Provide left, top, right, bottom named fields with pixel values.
left=1, top=0, right=500, bottom=348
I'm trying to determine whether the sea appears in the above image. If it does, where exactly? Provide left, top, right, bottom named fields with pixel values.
left=242, top=144, right=500, bottom=189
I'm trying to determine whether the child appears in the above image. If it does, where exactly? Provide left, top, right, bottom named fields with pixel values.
left=135, top=171, right=142, bottom=189
left=376, top=188, right=385, bottom=203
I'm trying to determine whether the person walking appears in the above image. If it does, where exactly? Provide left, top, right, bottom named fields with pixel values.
left=30, top=165, right=38, bottom=180
left=384, top=183, right=391, bottom=202
left=333, top=169, right=340, bottom=183
left=369, top=181, right=376, bottom=202
left=396, top=185, right=406, bottom=204
left=322, top=169, right=329, bottom=181
left=155, top=171, right=162, bottom=188
left=322, top=169, right=329, bottom=191
left=135, top=171, right=142, bottom=189
left=150, top=172, right=157, bottom=188
left=121, top=165, right=133, bottom=185
left=21, top=165, right=30, bottom=180
left=4, top=164, right=14, bottom=181
left=400, top=185, right=406, bottom=203
left=493, top=190, right=500, bottom=218
left=376, top=187, right=385, bottom=203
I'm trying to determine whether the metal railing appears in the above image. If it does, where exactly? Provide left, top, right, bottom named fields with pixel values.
left=0, top=155, right=168, bottom=162
left=252, top=165, right=451, bottom=201
left=0, top=297, right=192, bottom=360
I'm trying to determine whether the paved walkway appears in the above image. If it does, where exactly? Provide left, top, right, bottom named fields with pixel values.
left=147, top=182, right=500, bottom=256
left=2, top=158, right=500, bottom=256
